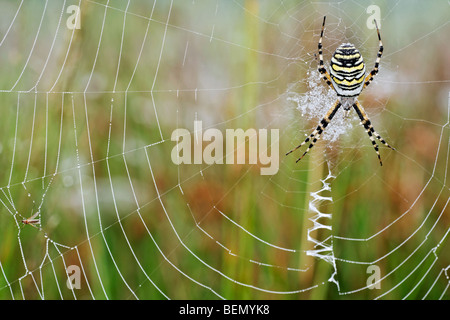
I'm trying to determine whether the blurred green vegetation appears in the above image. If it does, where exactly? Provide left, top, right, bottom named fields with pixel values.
left=0, top=0, right=448, bottom=300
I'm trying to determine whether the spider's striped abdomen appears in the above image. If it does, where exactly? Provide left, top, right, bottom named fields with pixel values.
left=330, top=43, right=366, bottom=97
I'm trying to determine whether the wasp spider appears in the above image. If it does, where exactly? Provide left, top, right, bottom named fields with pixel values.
left=287, top=16, right=395, bottom=166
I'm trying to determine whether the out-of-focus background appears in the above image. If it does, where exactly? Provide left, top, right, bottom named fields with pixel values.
left=0, top=0, right=448, bottom=300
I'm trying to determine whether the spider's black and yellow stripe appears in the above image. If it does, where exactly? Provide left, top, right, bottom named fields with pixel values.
left=287, top=16, right=395, bottom=166
left=329, top=43, right=366, bottom=97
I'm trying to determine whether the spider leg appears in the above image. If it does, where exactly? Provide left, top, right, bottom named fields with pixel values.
left=286, top=100, right=341, bottom=162
left=353, top=101, right=395, bottom=166
left=317, top=16, right=334, bottom=89
left=363, top=19, right=383, bottom=90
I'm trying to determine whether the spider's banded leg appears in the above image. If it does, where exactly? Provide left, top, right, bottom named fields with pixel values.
left=286, top=100, right=341, bottom=162
left=317, top=16, right=334, bottom=89
left=286, top=100, right=341, bottom=156
left=353, top=101, right=395, bottom=166
left=363, top=19, right=383, bottom=89
left=354, top=101, right=395, bottom=149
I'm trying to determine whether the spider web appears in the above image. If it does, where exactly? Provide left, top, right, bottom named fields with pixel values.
left=0, top=0, right=448, bottom=301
